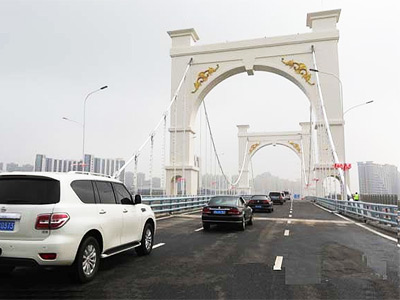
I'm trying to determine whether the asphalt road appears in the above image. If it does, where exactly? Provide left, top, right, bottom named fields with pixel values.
left=1, top=200, right=399, bottom=299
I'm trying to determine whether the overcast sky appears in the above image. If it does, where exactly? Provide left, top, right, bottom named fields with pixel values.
left=1, top=0, right=399, bottom=191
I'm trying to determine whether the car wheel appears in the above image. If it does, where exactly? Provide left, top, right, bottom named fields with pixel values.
left=247, top=216, right=253, bottom=226
left=203, top=223, right=211, bottom=231
left=238, top=216, right=246, bottom=231
left=0, top=266, right=15, bottom=277
left=136, top=223, right=154, bottom=256
left=72, top=236, right=100, bottom=283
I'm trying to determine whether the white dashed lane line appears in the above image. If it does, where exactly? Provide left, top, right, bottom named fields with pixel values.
left=194, top=227, right=204, bottom=232
left=153, top=243, right=166, bottom=249
left=287, top=220, right=292, bottom=224
left=289, top=214, right=292, bottom=218
left=273, top=256, right=283, bottom=270
left=284, top=230, right=290, bottom=236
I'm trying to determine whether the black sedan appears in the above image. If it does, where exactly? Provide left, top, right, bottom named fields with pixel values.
left=202, top=196, right=253, bottom=231
left=248, top=195, right=274, bottom=212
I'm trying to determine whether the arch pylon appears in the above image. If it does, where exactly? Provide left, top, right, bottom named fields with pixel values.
left=237, top=123, right=314, bottom=196
left=165, top=9, right=345, bottom=196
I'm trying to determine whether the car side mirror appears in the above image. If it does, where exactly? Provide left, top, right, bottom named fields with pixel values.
left=134, top=194, right=142, bottom=204
left=121, top=198, right=133, bottom=205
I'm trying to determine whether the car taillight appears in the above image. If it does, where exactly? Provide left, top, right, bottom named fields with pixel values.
left=262, top=200, right=269, bottom=204
left=227, top=208, right=241, bottom=215
left=35, top=213, right=70, bottom=230
left=39, top=253, right=57, bottom=260
left=248, top=200, right=255, bottom=204
left=202, top=207, right=211, bottom=214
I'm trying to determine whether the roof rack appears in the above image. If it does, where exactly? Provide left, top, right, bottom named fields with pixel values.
left=67, top=171, right=112, bottom=178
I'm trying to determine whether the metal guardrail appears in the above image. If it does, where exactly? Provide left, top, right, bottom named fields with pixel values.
left=142, top=195, right=212, bottom=214
left=311, top=197, right=398, bottom=227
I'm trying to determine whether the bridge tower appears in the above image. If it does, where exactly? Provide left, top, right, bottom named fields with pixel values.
left=166, top=10, right=345, bottom=196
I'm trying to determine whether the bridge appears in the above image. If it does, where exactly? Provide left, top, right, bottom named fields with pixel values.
left=2, top=8, right=399, bottom=300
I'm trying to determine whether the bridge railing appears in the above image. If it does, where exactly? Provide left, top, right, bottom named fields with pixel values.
left=141, top=195, right=212, bottom=214
left=310, top=197, right=398, bottom=227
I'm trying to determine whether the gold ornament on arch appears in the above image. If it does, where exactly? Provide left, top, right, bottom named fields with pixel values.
left=281, top=58, right=315, bottom=86
left=191, top=64, right=220, bottom=93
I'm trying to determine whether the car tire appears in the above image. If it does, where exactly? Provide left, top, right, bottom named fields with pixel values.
left=203, top=223, right=211, bottom=231
left=72, top=236, right=100, bottom=283
left=136, top=223, right=154, bottom=256
left=0, top=266, right=15, bottom=277
left=238, top=216, right=246, bottom=231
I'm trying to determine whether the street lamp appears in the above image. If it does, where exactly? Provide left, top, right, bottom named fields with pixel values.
left=82, top=86, right=108, bottom=171
left=344, top=101, right=374, bottom=116
left=62, top=117, right=82, bottom=127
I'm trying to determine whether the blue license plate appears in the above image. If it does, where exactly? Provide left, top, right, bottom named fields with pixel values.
left=0, top=221, right=15, bottom=231
left=255, top=205, right=262, bottom=208
left=213, top=210, right=226, bottom=215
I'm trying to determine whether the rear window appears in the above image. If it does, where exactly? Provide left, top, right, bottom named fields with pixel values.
left=208, top=196, right=239, bottom=206
left=0, top=176, right=60, bottom=205
left=269, top=192, right=281, bottom=196
left=251, top=195, right=268, bottom=200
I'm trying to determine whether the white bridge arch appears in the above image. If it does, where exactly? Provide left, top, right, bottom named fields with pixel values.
left=236, top=124, right=313, bottom=195
left=166, top=9, right=345, bottom=196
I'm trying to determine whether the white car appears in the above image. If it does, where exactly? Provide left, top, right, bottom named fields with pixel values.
left=0, top=172, right=156, bottom=283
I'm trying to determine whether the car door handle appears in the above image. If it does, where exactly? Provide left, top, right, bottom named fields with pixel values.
left=99, top=210, right=107, bottom=214
left=123, top=209, right=128, bottom=213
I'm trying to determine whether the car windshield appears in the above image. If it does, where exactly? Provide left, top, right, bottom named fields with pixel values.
left=251, top=195, right=268, bottom=200
left=284, top=191, right=289, bottom=195
left=208, top=196, right=238, bottom=206
left=0, top=176, right=60, bottom=205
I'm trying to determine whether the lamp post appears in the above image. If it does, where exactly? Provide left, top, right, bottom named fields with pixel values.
left=82, top=86, right=108, bottom=171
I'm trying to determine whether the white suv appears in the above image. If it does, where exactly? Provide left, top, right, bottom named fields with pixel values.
left=0, top=172, right=156, bottom=283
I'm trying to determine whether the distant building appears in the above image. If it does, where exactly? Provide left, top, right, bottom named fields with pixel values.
left=0, top=162, right=3, bottom=172
left=34, top=154, right=126, bottom=182
left=6, top=163, right=34, bottom=172
left=358, top=161, right=400, bottom=195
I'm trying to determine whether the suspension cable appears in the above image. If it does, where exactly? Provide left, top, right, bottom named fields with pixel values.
left=114, top=57, right=193, bottom=179
left=149, top=134, right=154, bottom=196
left=311, top=45, right=347, bottom=194
left=161, top=114, right=167, bottom=195
left=202, top=100, right=249, bottom=187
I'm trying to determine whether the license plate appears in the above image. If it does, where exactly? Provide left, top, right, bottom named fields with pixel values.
left=213, top=210, right=226, bottom=215
left=0, top=221, right=15, bottom=231
left=255, top=205, right=262, bottom=208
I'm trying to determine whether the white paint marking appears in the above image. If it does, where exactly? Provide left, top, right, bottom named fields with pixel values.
left=287, top=220, right=292, bottom=224
left=313, top=203, right=398, bottom=243
left=153, top=243, right=165, bottom=249
left=289, top=214, right=292, bottom=218
left=273, top=256, right=283, bottom=270
left=194, top=227, right=204, bottom=232
left=284, top=230, right=290, bottom=236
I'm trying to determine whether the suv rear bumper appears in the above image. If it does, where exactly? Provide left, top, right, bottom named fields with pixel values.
left=0, top=235, right=79, bottom=266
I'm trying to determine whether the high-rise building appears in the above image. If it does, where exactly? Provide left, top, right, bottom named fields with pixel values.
left=0, top=162, right=3, bottom=172
left=34, top=154, right=125, bottom=182
left=358, top=161, right=400, bottom=195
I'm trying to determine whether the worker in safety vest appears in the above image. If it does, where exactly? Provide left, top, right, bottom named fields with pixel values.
left=353, top=192, right=359, bottom=201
